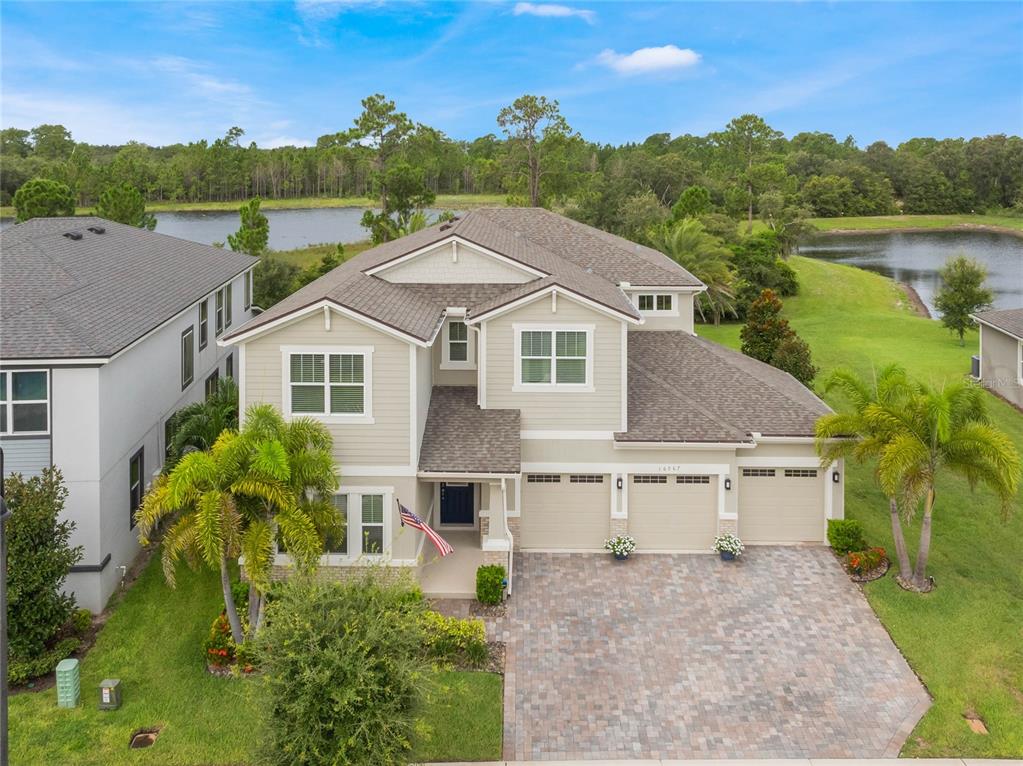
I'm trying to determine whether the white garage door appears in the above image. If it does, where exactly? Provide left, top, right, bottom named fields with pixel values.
left=628, top=474, right=718, bottom=551
left=519, top=473, right=610, bottom=549
left=738, top=467, right=825, bottom=543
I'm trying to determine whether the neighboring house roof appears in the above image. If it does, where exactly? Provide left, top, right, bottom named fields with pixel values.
left=973, top=307, right=1023, bottom=341
left=418, top=386, right=521, bottom=474
left=224, top=207, right=703, bottom=343
left=1, top=217, right=257, bottom=360
left=618, top=331, right=831, bottom=443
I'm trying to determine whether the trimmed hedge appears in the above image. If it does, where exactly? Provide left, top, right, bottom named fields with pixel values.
left=827, top=518, right=867, bottom=554
left=422, top=611, right=487, bottom=668
left=475, top=565, right=505, bottom=605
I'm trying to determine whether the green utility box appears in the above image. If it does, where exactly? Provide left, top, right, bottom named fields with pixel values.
left=56, top=658, right=80, bottom=708
left=99, top=679, right=122, bottom=711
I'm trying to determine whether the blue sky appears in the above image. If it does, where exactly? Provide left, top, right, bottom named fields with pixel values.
left=2, top=1, right=1021, bottom=148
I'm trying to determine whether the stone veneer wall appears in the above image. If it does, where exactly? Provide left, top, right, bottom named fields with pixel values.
left=610, top=518, right=627, bottom=537
left=718, top=518, right=737, bottom=536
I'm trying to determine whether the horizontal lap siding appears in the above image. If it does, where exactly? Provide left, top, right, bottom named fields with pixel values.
left=0, top=437, right=50, bottom=478
left=485, top=296, right=623, bottom=431
left=243, top=311, right=411, bottom=467
left=980, top=325, right=1023, bottom=408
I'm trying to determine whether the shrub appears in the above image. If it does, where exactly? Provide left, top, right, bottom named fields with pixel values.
left=70, top=608, right=92, bottom=635
left=846, top=547, right=887, bottom=576
left=254, top=578, right=430, bottom=765
left=604, top=535, right=636, bottom=557
left=771, top=334, right=817, bottom=386
left=713, top=532, right=746, bottom=557
left=8, top=637, right=80, bottom=687
left=203, top=613, right=237, bottom=668
left=4, top=468, right=82, bottom=660
left=827, top=519, right=867, bottom=554
left=421, top=611, right=488, bottom=668
left=475, top=565, right=506, bottom=605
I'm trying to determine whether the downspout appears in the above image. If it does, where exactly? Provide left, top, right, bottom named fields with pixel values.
left=501, top=477, right=513, bottom=596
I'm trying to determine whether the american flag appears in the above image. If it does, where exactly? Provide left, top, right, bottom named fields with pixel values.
left=398, top=500, right=454, bottom=557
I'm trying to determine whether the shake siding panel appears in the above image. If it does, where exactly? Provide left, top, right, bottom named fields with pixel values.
left=243, top=311, right=410, bottom=466
left=484, top=296, right=623, bottom=431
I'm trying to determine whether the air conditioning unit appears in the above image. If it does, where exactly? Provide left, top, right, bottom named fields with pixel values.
left=970, top=355, right=980, bottom=379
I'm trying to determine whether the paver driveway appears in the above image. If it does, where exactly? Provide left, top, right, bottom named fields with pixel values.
left=492, top=547, right=930, bottom=760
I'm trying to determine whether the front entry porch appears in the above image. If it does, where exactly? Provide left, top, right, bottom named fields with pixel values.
left=418, top=529, right=485, bottom=598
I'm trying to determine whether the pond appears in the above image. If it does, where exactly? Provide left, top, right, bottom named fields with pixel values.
left=796, top=230, right=1023, bottom=315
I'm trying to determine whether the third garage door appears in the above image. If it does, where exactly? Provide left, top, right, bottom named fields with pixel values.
left=738, top=467, right=825, bottom=543
left=519, top=473, right=610, bottom=549
left=628, top=474, right=718, bottom=551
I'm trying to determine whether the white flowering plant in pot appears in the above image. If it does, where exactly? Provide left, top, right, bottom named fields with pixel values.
left=604, top=535, right=636, bottom=560
left=713, top=532, right=745, bottom=560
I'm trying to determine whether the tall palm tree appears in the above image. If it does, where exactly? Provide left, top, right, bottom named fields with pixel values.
left=166, top=378, right=239, bottom=469
left=648, top=218, right=736, bottom=325
left=876, top=379, right=1020, bottom=590
left=815, top=365, right=915, bottom=578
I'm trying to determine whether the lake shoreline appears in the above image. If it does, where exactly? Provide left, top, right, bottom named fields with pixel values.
left=898, top=282, right=932, bottom=319
left=811, top=223, right=1023, bottom=238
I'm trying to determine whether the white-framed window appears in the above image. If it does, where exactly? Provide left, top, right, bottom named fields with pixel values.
left=325, top=494, right=348, bottom=555
left=198, top=299, right=209, bottom=350
left=281, top=346, right=374, bottom=423
left=280, top=487, right=393, bottom=563
left=359, top=494, right=385, bottom=555
left=181, top=327, right=194, bottom=390
left=0, top=369, right=50, bottom=435
left=244, top=271, right=252, bottom=311
left=514, top=324, right=594, bottom=392
left=441, top=319, right=475, bottom=370
left=635, top=293, right=677, bottom=316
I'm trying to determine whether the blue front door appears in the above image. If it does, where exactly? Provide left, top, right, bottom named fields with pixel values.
left=440, top=483, right=474, bottom=525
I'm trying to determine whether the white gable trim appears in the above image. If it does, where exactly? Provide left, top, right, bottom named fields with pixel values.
left=220, top=299, right=433, bottom=348
left=364, top=235, right=548, bottom=280
left=468, top=285, right=641, bottom=326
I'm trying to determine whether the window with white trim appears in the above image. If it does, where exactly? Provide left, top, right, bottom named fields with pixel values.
left=288, top=352, right=367, bottom=416
left=0, top=370, right=50, bottom=435
left=325, top=494, right=348, bottom=554
left=518, top=329, right=590, bottom=386
left=360, top=494, right=385, bottom=555
left=636, top=294, right=674, bottom=314
left=441, top=319, right=475, bottom=369
left=199, top=299, right=209, bottom=350
left=181, top=327, right=194, bottom=390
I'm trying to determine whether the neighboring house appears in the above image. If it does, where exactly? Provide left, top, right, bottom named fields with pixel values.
left=222, top=208, right=843, bottom=597
left=1, top=217, right=257, bottom=611
left=972, top=307, right=1023, bottom=409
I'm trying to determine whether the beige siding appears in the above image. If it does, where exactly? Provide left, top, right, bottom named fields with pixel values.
left=483, top=294, right=624, bottom=431
left=432, top=329, right=476, bottom=386
left=520, top=473, right=610, bottom=549
left=738, top=467, right=825, bottom=543
left=242, top=310, right=411, bottom=467
left=980, top=324, right=1023, bottom=408
left=629, top=292, right=696, bottom=333
left=377, top=240, right=533, bottom=284
left=628, top=475, right=717, bottom=550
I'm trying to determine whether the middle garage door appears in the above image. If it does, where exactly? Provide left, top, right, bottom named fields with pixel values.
left=519, top=473, right=611, bottom=549
left=628, top=474, right=718, bottom=551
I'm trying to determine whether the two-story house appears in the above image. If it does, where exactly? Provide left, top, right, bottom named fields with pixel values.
left=222, top=208, right=843, bottom=597
left=1, top=217, right=257, bottom=611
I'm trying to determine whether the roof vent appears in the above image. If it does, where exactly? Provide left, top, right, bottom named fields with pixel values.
left=87, top=226, right=106, bottom=234
left=63, top=231, right=83, bottom=241
left=439, top=223, right=453, bottom=231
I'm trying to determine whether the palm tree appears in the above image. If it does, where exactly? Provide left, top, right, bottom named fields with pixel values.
left=815, top=365, right=915, bottom=578
left=236, top=404, right=339, bottom=633
left=875, top=379, right=1020, bottom=590
left=165, top=378, right=239, bottom=469
left=648, top=218, right=736, bottom=325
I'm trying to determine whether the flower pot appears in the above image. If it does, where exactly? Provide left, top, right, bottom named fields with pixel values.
left=719, top=550, right=735, bottom=561
left=614, top=552, right=629, bottom=561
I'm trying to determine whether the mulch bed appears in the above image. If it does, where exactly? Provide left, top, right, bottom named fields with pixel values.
left=469, top=601, right=507, bottom=620
left=451, top=641, right=505, bottom=675
left=849, top=557, right=891, bottom=583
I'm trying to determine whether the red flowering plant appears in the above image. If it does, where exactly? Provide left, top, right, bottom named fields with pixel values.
left=845, top=547, right=886, bottom=576
left=203, top=613, right=237, bottom=668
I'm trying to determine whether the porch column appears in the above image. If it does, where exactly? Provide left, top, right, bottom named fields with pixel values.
left=480, top=480, right=511, bottom=568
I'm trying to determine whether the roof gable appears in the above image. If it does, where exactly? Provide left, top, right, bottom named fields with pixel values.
left=367, top=236, right=543, bottom=284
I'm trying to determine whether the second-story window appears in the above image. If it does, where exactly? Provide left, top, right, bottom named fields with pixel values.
left=224, top=284, right=233, bottom=329
left=199, top=299, right=209, bottom=350
left=287, top=351, right=370, bottom=418
left=636, top=294, right=674, bottom=313
left=215, top=290, right=225, bottom=336
left=181, top=327, right=195, bottom=390
left=517, top=328, right=591, bottom=388
left=0, top=370, right=50, bottom=435
left=441, top=319, right=475, bottom=369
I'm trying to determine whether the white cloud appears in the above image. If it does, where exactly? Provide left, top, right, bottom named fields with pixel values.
left=513, top=2, right=595, bottom=24
left=151, top=56, right=253, bottom=99
left=596, top=45, right=701, bottom=75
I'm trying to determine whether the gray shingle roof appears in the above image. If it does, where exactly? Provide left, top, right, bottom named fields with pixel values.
left=1, top=217, right=257, bottom=360
left=974, top=308, right=1023, bottom=340
left=418, top=386, right=520, bottom=474
left=226, top=208, right=703, bottom=342
left=618, top=331, right=831, bottom=443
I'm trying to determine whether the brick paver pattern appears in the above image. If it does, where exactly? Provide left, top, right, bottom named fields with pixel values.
left=492, top=547, right=930, bottom=760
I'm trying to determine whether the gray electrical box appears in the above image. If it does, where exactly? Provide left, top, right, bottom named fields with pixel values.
left=99, top=679, right=122, bottom=711
left=55, top=659, right=80, bottom=708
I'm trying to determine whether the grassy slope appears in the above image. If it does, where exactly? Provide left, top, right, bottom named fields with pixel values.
left=8, top=554, right=503, bottom=765
left=700, top=257, right=1023, bottom=758
left=0, top=193, right=507, bottom=218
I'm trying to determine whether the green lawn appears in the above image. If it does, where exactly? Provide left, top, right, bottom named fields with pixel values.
left=269, top=240, right=373, bottom=270
left=8, top=554, right=503, bottom=765
left=701, top=256, right=1023, bottom=758
left=808, top=213, right=1023, bottom=234
left=0, top=193, right=507, bottom=218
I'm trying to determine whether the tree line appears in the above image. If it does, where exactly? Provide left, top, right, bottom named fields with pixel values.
left=2, top=94, right=1021, bottom=231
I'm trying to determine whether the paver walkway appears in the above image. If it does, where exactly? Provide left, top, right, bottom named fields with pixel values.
left=490, top=547, right=930, bottom=761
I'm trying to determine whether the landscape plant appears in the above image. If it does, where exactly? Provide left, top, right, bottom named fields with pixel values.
left=933, top=254, right=993, bottom=345
left=712, top=532, right=745, bottom=558
left=844, top=547, right=887, bottom=576
left=254, top=578, right=431, bottom=766
left=421, top=611, right=488, bottom=668
left=740, top=289, right=817, bottom=385
left=826, top=518, right=867, bottom=554
left=12, top=177, right=75, bottom=221
left=475, top=564, right=506, bottom=605
left=94, top=182, right=156, bottom=229
left=164, top=377, right=239, bottom=469
left=227, top=196, right=269, bottom=256
left=603, top=534, right=636, bottom=558
left=647, top=217, right=736, bottom=324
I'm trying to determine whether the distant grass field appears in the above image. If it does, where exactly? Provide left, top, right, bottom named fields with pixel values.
left=809, top=213, right=1023, bottom=234
left=0, top=194, right=507, bottom=218
left=701, top=256, right=1023, bottom=758
left=268, top=240, right=373, bottom=270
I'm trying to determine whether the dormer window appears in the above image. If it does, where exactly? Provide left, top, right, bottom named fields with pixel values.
left=637, top=294, right=674, bottom=313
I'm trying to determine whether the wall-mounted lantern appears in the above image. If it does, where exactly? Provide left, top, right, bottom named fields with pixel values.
left=616, top=477, right=623, bottom=490
left=832, top=471, right=841, bottom=484
left=724, top=477, right=732, bottom=491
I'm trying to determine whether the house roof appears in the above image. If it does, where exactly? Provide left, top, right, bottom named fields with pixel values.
left=618, top=331, right=831, bottom=443
left=418, top=386, right=520, bottom=474
left=224, top=208, right=703, bottom=343
left=973, top=307, right=1023, bottom=341
left=1, top=217, right=257, bottom=360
